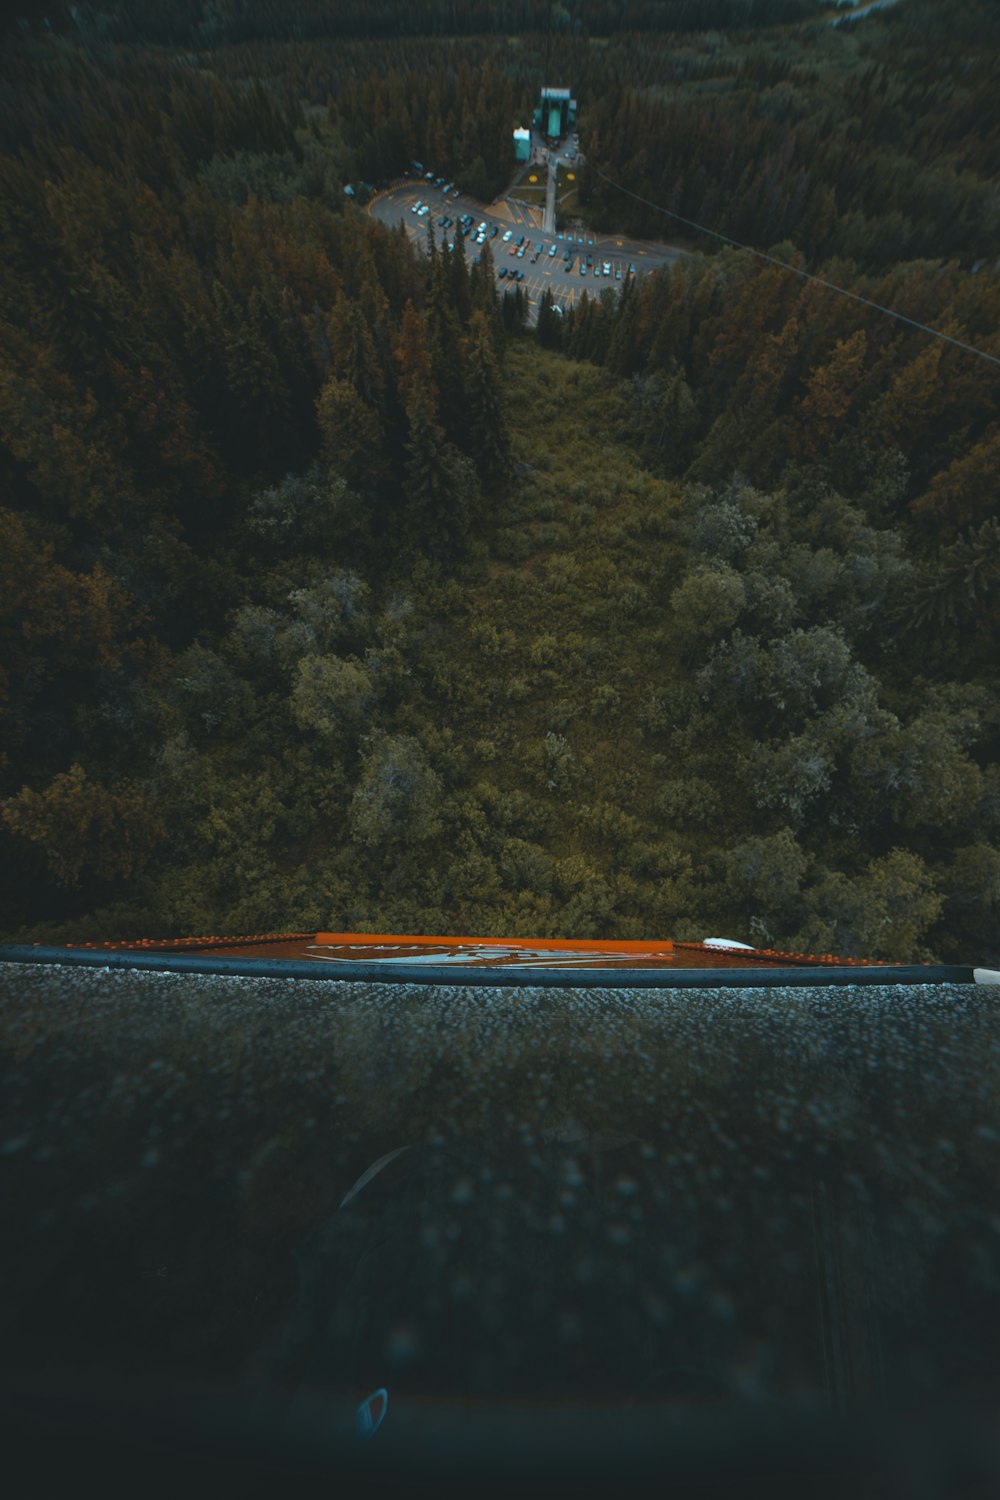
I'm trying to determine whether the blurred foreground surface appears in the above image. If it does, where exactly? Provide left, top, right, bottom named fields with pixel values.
left=2, top=962, right=999, bottom=1494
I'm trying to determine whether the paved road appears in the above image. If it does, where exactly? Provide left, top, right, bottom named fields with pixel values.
left=543, top=158, right=557, bottom=237
left=367, top=177, right=687, bottom=325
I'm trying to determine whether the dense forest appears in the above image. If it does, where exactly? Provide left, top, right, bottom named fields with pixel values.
left=1, top=0, right=998, bottom=963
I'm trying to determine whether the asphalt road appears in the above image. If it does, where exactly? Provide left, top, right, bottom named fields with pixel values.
left=367, top=177, right=687, bottom=325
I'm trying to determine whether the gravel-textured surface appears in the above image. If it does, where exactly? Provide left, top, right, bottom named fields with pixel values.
left=2, top=961, right=999, bottom=1423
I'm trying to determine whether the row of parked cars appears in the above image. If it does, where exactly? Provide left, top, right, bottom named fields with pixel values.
left=460, top=215, right=498, bottom=244
left=412, top=168, right=462, bottom=197
left=566, top=245, right=637, bottom=279
left=408, top=195, right=638, bottom=284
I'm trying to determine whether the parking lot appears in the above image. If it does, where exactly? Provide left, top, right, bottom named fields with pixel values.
left=367, top=171, right=687, bottom=323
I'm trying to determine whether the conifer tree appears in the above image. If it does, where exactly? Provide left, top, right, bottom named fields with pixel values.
left=461, top=309, right=512, bottom=485
left=449, top=225, right=473, bottom=325
left=326, top=292, right=386, bottom=415
left=797, top=329, right=868, bottom=457
left=394, top=298, right=437, bottom=409
left=402, top=380, right=479, bottom=560
left=212, top=281, right=291, bottom=471
left=606, top=272, right=641, bottom=377
left=536, top=288, right=561, bottom=350
left=425, top=247, right=468, bottom=445
left=912, top=422, right=1000, bottom=532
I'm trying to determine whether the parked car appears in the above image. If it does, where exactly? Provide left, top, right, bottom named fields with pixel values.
left=628, top=263, right=636, bottom=275
left=549, top=244, right=557, bottom=257
left=515, top=270, right=525, bottom=281
left=580, top=264, right=587, bottom=275
left=502, top=230, right=513, bottom=242
left=498, top=267, right=508, bottom=279
left=615, top=267, right=622, bottom=279
left=411, top=201, right=423, bottom=213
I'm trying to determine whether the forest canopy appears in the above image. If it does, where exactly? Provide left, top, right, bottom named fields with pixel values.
left=1, top=0, right=998, bottom=963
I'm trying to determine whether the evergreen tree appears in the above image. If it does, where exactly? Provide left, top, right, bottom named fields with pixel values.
left=606, top=272, right=641, bottom=377
left=461, top=310, right=512, bottom=485
left=797, top=329, right=868, bottom=457
left=402, top=380, right=479, bottom=560
left=912, top=422, right=1000, bottom=532
left=448, top=225, right=473, bottom=325
left=315, top=376, right=390, bottom=494
left=500, top=285, right=528, bottom=335
left=394, top=298, right=437, bottom=408
left=326, top=292, right=383, bottom=408
left=425, top=247, right=468, bottom=447
left=536, top=288, right=561, bottom=350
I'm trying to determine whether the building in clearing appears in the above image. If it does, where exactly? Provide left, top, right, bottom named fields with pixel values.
left=513, top=126, right=531, bottom=163
left=534, top=86, right=576, bottom=144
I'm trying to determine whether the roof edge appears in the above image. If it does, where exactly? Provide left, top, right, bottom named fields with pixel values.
left=0, top=946, right=977, bottom=989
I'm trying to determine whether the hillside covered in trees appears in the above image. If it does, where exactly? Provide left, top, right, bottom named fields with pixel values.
left=1, top=0, right=998, bottom=963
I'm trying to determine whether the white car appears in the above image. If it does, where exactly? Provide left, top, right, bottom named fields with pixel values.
left=549, top=244, right=557, bottom=257
left=411, top=201, right=423, bottom=213
left=603, top=262, right=611, bottom=275
left=502, top=230, right=513, bottom=242
left=418, top=205, right=430, bottom=216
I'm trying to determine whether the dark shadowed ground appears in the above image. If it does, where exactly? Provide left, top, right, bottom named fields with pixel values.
left=2, top=963, right=1000, bottom=1494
